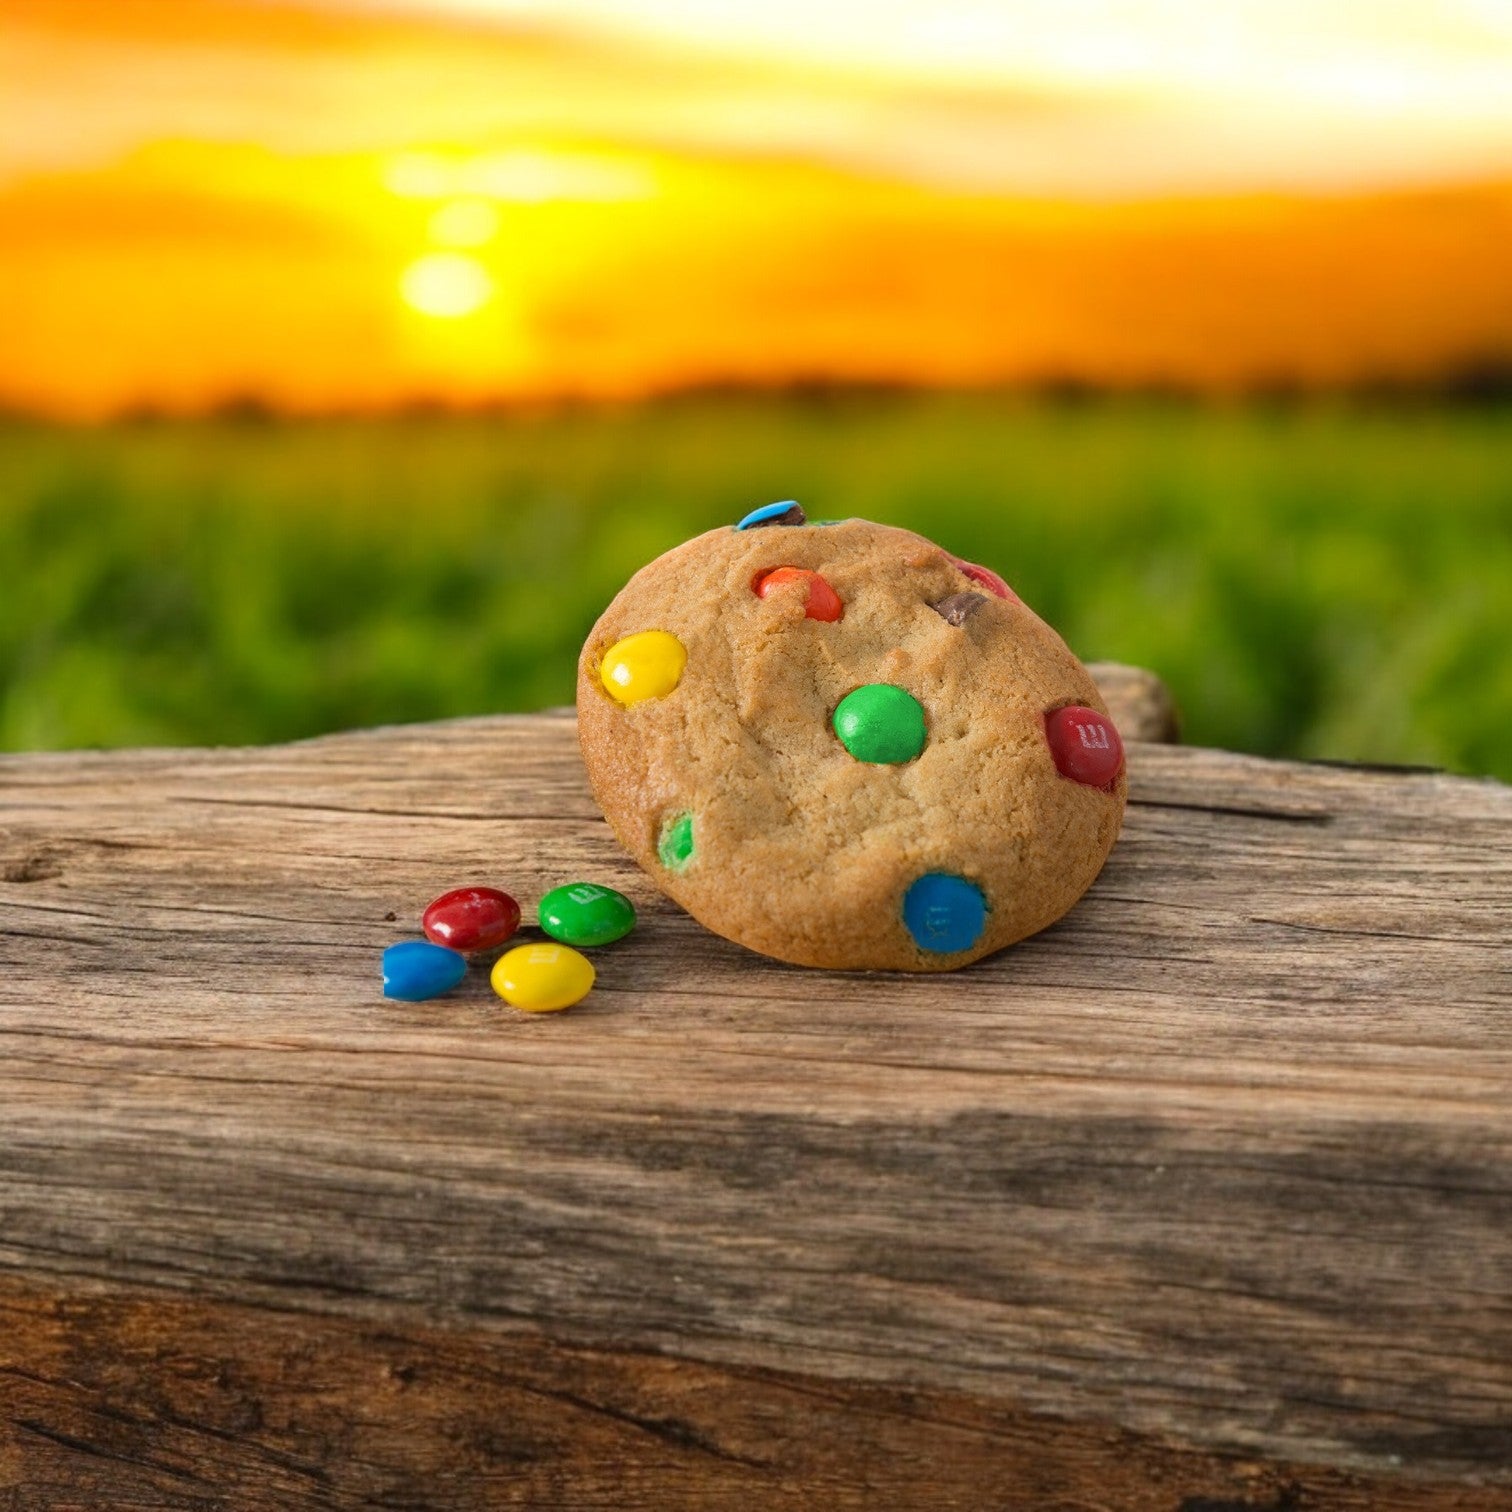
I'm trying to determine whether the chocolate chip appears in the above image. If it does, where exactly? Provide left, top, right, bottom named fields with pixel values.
left=931, top=591, right=989, bottom=626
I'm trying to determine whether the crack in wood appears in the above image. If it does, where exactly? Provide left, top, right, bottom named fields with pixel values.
left=1127, top=798, right=1332, bottom=825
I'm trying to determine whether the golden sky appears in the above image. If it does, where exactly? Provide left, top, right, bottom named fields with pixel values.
left=3, top=0, right=1512, bottom=413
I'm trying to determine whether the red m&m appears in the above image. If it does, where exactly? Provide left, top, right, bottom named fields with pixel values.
left=949, top=555, right=1019, bottom=604
left=422, top=886, right=521, bottom=953
left=753, top=566, right=844, bottom=622
left=1044, top=706, right=1124, bottom=787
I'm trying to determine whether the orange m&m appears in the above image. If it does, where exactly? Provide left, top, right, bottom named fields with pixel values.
left=753, top=567, right=843, bottom=622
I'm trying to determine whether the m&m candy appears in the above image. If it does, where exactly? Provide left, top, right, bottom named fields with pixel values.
left=600, top=630, right=687, bottom=707
left=736, top=499, right=805, bottom=529
left=491, top=943, right=595, bottom=1013
left=659, top=811, right=695, bottom=871
left=1045, top=705, right=1124, bottom=787
left=753, top=567, right=843, bottom=622
left=949, top=555, right=1018, bottom=603
left=538, top=882, right=637, bottom=947
left=422, top=886, right=520, bottom=953
left=832, top=684, right=928, bottom=765
left=903, top=873, right=988, bottom=954
left=383, top=940, right=467, bottom=1001
left=932, top=591, right=988, bottom=626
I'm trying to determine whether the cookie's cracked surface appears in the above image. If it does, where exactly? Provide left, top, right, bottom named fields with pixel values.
left=576, top=513, right=1125, bottom=971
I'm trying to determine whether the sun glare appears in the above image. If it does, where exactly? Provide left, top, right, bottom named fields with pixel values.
left=400, top=252, right=494, bottom=318
left=429, top=198, right=501, bottom=247
left=384, top=149, right=655, bottom=204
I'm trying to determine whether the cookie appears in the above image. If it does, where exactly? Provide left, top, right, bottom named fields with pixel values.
left=576, top=505, right=1125, bottom=972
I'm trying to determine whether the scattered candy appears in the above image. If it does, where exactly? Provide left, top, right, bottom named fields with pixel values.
left=736, top=499, right=806, bottom=529
left=949, top=555, right=1017, bottom=603
left=832, top=684, right=927, bottom=765
left=1045, top=705, right=1124, bottom=787
left=539, top=882, right=637, bottom=947
left=753, top=566, right=844, bottom=622
left=931, top=590, right=988, bottom=626
left=422, top=886, right=520, bottom=953
left=383, top=940, right=467, bottom=1001
left=600, top=630, right=687, bottom=707
left=491, top=942, right=595, bottom=1012
left=659, top=810, right=695, bottom=871
left=903, top=873, right=988, bottom=954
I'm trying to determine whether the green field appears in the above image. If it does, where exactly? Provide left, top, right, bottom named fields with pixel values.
left=3, top=393, right=1509, bottom=779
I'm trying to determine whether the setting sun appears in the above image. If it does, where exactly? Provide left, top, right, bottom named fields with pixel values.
left=400, top=252, right=495, bottom=319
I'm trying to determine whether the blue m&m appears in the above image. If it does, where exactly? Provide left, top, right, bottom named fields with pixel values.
left=735, top=499, right=806, bottom=530
left=383, top=940, right=467, bottom=1000
left=903, top=873, right=988, bottom=954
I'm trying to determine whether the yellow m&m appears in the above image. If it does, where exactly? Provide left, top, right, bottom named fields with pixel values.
left=599, top=630, right=686, bottom=707
left=490, top=943, right=595, bottom=1013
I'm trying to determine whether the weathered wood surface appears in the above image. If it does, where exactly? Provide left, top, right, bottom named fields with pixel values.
left=1, top=1284, right=1500, bottom=1512
left=1, top=671, right=1510, bottom=1508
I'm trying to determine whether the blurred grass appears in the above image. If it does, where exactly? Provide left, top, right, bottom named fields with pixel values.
left=1, top=391, right=1509, bottom=779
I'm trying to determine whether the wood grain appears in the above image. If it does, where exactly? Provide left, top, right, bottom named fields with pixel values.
left=2, top=1279, right=1503, bottom=1511
left=1, top=700, right=1510, bottom=1504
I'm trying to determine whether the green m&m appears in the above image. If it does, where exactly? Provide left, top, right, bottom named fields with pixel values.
left=659, top=811, right=695, bottom=871
left=538, top=882, right=637, bottom=947
left=832, top=684, right=927, bottom=764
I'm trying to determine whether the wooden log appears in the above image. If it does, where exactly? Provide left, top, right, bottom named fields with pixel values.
left=1, top=689, right=1509, bottom=1507
left=1086, top=659, right=1182, bottom=743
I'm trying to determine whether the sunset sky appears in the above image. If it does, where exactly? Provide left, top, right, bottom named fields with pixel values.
left=4, top=0, right=1512, bottom=414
